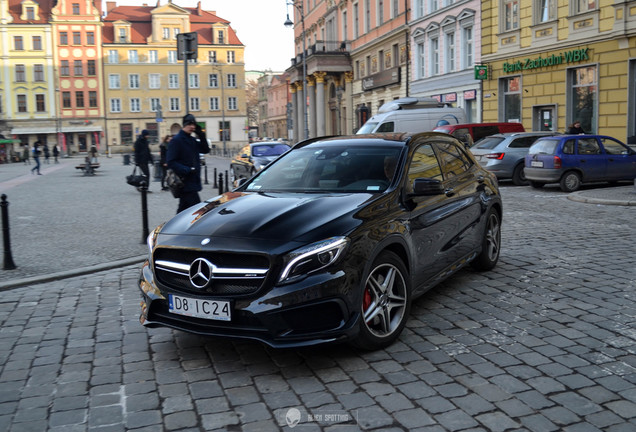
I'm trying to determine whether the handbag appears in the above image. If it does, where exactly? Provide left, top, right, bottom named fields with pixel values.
left=166, top=168, right=185, bottom=198
left=126, top=166, right=147, bottom=187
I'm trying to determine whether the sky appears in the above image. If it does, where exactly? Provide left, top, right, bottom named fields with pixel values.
left=107, top=0, right=295, bottom=72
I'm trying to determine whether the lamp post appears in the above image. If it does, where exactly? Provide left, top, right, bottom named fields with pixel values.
left=213, top=62, right=227, bottom=157
left=284, top=1, right=309, bottom=141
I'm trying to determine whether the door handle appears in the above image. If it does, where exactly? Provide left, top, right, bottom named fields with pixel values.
left=445, top=188, right=455, bottom=197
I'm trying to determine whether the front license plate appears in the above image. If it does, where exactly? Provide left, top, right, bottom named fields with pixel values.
left=531, top=161, right=544, bottom=168
left=168, top=295, right=231, bottom=321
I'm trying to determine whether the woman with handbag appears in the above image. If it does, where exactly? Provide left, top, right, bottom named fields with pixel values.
left=167, top=114, right=210, bottom=213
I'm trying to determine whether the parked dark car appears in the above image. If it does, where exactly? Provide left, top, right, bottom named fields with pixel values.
left=138, top=133, right=502, bottom=350
left=470, top=132, right=558, bottom=185
left=524, top=134, right=636, bottom=192
left=434, top=122, right=526, bottom=146
left=230, top=141, right=290, bottom=183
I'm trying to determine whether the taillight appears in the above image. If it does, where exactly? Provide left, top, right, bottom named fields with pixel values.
left=485, top=153, right=505, bottom=160
left=553, top=156, right=562, bottom=169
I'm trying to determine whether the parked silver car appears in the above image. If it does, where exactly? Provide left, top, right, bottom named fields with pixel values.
left=470, top=132, right=559, bottom=185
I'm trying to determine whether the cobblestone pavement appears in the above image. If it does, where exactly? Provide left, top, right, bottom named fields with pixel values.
left=1, top=181, right=636, bottom=431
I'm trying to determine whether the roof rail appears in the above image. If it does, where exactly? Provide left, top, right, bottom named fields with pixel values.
left=378, top=97, right=447, bottom=114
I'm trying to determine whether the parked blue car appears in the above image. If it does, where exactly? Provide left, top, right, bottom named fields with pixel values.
left=524, top=135, right=636, bottom=192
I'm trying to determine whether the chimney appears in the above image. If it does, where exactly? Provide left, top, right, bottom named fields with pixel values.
left=197, top=1, right=202, bottom=16
left=106, top=1, right=116, bottom=14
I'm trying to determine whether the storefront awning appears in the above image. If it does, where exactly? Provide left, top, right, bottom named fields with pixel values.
left=10, top=126, right=103, bottom=135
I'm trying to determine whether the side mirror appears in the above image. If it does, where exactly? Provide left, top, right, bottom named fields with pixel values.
left=410, top=178, right=444, bottom=196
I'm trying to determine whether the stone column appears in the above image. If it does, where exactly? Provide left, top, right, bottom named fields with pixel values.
left=314, top=72, right=327, bottom=137
left=306, top=75, right=316, bottom=139
left=295, top=82, right=304, bottom=142
left=290, top=84, right=298, bottom=143
left=344, top=72, right=354, bottom=135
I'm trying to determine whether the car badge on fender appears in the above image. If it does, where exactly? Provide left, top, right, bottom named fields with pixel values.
left=189, top=258, right=215, bottom=289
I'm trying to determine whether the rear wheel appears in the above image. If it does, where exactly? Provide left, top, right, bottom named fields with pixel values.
left=471, top=208, right=501, bottom=271
left=560, top=171, right=581, bottom=192
left=530, top=181, right=545, bottom=189
left=512, top=164, right=528, bottom=186
left=352, top=251, right=411, bottom=351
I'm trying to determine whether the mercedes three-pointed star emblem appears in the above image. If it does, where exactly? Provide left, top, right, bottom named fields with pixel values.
left=189, top=258, right=215, bottom=289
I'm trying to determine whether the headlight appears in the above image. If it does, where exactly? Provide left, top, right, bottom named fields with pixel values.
left=146, top=223, right=164, bottom=257
left=279, top=237, right=349, bottom=284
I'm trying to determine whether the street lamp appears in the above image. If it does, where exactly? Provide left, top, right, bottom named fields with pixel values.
left=284, top=1, right=309, bottom=141
left=213, top=62, right=227, bottom=157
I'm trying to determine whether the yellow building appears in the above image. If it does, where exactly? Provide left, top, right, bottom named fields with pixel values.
left=103, top=1, right=247, bottom=155
left=481, top=1, right=636, bottom=142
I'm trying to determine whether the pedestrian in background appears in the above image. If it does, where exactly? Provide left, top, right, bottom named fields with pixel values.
left=167, top=114, right=210, bottom=213
left=160, top=135, right=170, bottom=191
left=53, top=144, right=60, bottom=163
left=134, top=130, right=153, bottom=191
left=31, top=141, right=42, bottom=175
left=43, top=143, right=50, bottom=164
left=567, top=121, right=586, bottom=134
left=22, top=145, right=30, bottom=165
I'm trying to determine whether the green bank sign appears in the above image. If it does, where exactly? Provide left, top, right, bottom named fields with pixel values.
left=503, top=48, right=589, bottom=73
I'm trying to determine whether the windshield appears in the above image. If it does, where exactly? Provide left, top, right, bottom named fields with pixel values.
left=244, top=144, right=403, bottom=193
left=356, top=122, right=379, bottom=134
left=252, top=143, right=290, bottom=157
left=474, top=136, right=505, bottom=150
left=528, top=139, right=559, bottom=155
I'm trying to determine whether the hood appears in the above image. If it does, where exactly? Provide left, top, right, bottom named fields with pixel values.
left=159, top=191, right=375, bottom=242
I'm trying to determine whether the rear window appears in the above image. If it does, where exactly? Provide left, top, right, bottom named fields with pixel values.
left=474, top=136, right=505, bottom=150
left=528, top=138, right=559, bottom=155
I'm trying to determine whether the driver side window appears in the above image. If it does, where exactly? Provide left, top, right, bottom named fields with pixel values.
left=407, top=144, right=443, bottom=193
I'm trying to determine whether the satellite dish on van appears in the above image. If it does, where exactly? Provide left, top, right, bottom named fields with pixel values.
left=378, top=97, right=445, bottom=113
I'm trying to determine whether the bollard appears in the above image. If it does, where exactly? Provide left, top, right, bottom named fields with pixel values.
left=218, top=173, right=224, bottom=194
left=140, top=181, right=149, bottom=244
left=204, top=164, right=209, bottom=185
left=1, top=194, right=17, bottom=270
left=213, top=168, right=218, bottom=188
left=225, top=170, right=230, bottom=192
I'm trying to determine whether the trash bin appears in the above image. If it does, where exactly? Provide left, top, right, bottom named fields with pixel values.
left=123, top=154, right=131, bottom=165
left=153, top=161, right=162, bottom=181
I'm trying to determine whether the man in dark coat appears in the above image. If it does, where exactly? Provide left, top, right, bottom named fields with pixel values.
left=134, top=130, right=153, bottom=190
left=167, top=114, right=210, bottom=213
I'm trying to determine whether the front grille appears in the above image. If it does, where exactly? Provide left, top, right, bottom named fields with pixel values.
left=153, top=249, right=270, bottom=296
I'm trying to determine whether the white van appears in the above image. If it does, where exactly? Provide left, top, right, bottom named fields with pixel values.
left=357, top=97, right=466, bottom=134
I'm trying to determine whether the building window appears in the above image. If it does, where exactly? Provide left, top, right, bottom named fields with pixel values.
left=163, top=27, right=170, bottom=39
left=536, top=0, right=556, bottom=23
left=148, top=50, right=158, bottom=63
left=17, top=95, right=27, bottom=112
left=129, top=74, right=140, bottom=89
left=445, top=32, right=455, bottom=72
left=118, top=28, right=126, bottom=43
left=35, top=94, right=45, bottom=112
left=130, top=98, right=141, bottom=112
left=60, top=32, right=68, bottom=45
left=32, top=36, right=42, bottom=50
left=109, top=50, right=119, bottom=64
left=87, top=60, right=96, bottom=76
left=190, top=97, right=200, bottom=111
left=173, top=28, right=180, bottom=38
left=573, top=0, right=595, bottom=14
left=227, top=74, right=236, bottom=88
left=503, top=0, right=519, bottom=31
left=120, top=123, right=133, bottom=145
left=72, top=3, right=80, bottom=14
left=168, top=51, right=177, bottom=63
left=150, top=98, right=161, bottom=111
left=129, top=50, right=138, bottom=63
left=377, top=0, right=384, bottom=25
left=34, top=64, right=44, bottom=81
left=110, top=98, right=121, bottom=113
left=365, top=0, right=371, bottom=32
left=109, top=74, right=120, bottom=89
left=149, top=74, right=160, bottom=89
left=15, top=65, right=25, bottom=82
left=60, top=60, right=70, bottom=76
left=169, top=74, right=179, bottom=88
left=26, top=6, right=35, bottom=20
left=228, top=97, right=237, bottom=110
left=209, top=97, right=219, bottom=110
left=169, top=97, right=180, bottom=111
left=462, top=26, right=473, bottom=69
left=209, top=73, right=219, bottom=88
left=501, top=76, right=521, bottom=122
left=430, top=37, right=439, bottom=75
left=62, top=92, right=71, bottom=108
left=417, top=42, right=425, bottom=79
left=89, top=91, right=97, bottom=108
left=189, top=74, right=199, bottom=89
left=218, top=30, right=224, bottom=44
left=569, top=66, right=597, bottom=133
left=14, top=36, right=23, bottom=50
left=353, top=3, right=359, bottom=38
left=208, top=51, right=217, bottom=63
left=86, top=32, right=95, bottom=45
left=73, top=32, right=81, bottom=45
left=74, top=60, right=83, bottom=76
left=227, top=51, right=235, bottom=63
left=76, top=91, right=84, bottom=108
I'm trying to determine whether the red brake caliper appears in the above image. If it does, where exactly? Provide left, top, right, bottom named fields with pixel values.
left=363, top=287, right=372, bottom=312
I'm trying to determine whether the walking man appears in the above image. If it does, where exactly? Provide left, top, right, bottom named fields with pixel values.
left=134, top=130, right=153, bottom=191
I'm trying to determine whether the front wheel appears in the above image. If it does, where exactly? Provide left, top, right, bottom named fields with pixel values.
left=560, top=171, right=581, bottom=192
left=512, top=164, right=528, bottom=186
left=471, top=208, right=501, bottom=271
left=352, top=251, right=411, bottom=351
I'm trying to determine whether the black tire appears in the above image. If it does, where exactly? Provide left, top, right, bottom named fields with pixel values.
left=471, top=208, right=501, bottom=271
left=560, top=171, right=581, bottom=192
left=512, top=164, right=528, bottom=186
left=530, top=181, right=545, bottom=189
left=352, top=251, right=411, bottom=350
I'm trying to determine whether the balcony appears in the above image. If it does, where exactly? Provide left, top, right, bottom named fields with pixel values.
left=288, top=40, right=352, bottom=82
